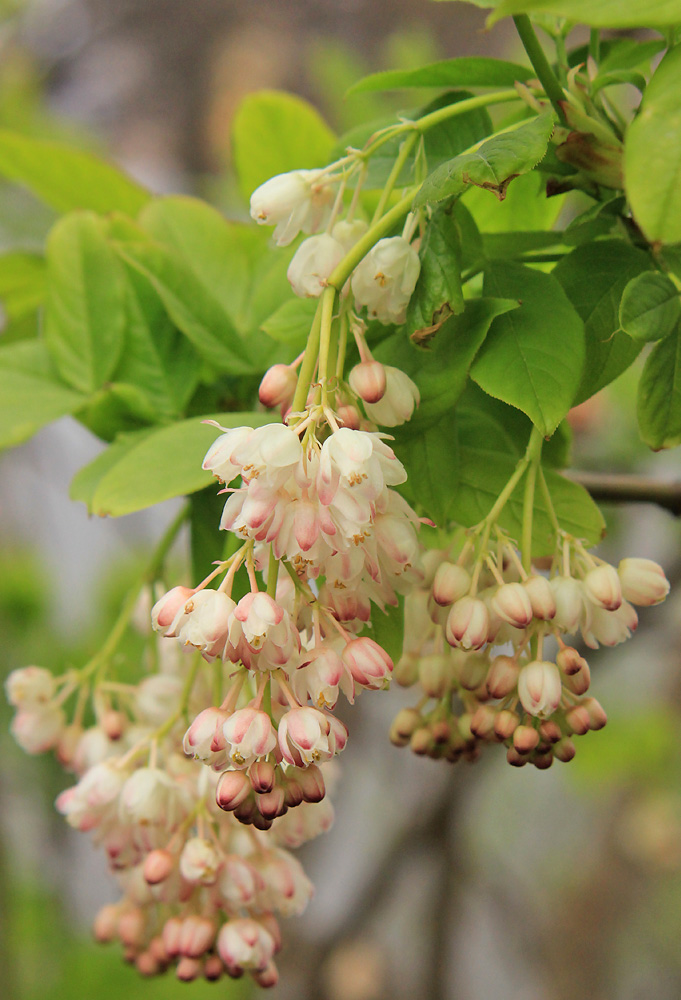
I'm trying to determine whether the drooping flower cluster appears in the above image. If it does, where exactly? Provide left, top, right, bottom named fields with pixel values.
left=392, top=536, right=670, bottom=769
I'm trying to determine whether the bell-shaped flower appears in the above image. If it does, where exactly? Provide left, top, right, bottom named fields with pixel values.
left=341, top=637, right=392, bottom=690
left=249, top=168, right=334, bottom=246
left=220, top=707, right=277, bottom=769
left=364, top=366, right=420, bottom=427
left=201, top=424, right=252, bottom=484
left=119, top=767, right=183, bottom=827
left=5, top=666, right=55, bottom=707
left=183, top=706, right=232, bottom=767
left=332, top=218, right=368, bottom=252
left=517, top=660, right=562, bottom=718
left=11, top=703, right=65, bottom=755
left=618, top=557, right=670, bottom=606
left=550, top=576, right=584, bottom=633
left=287, top=233, right=344, bottom=298
left=217, top=918, right=276, bottom=975
left=278, top=706, right=347, bottom=767
left=168, top=589, right=235, bottom=659
left=583, top=564, right=622, bottom=612
left=351, top=236, right=420, bottom=325
left=445, top=596, right=489, bottom=651
left=179, top=837, right=220, bottom=885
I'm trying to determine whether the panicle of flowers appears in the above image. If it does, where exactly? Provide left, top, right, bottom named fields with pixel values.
left=390, top=530, right=670, bottom=770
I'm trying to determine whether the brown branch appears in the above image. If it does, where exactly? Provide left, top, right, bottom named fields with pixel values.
left=566, top=471, right=681, bottom=517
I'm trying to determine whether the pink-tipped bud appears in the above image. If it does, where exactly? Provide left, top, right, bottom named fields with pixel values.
left=486, top=655, right=520, bottom=699
left=295, top=764, right=326, bottom=803
left=390, top=708, right=422, bottom=747
left=216, top=770, right=252, bottom=811
left=151, top=586, right=194, bottom=634
left=565, top=705, right=591, bottom=735
left=581, top=696, right=607, bottom=730
left=336, top=404, right=361, bottom=429
left=491, top=582, right=533, bottom=628
left=258, top=364, right=297, bottom=409
left=118, top=908, right=146, bottom=948
left=179, top=915, right=215, bottom=958
left=254, top=962, right=280, bottom=988
left=101, top=709, right=126, bottom=740
left=176, top=957, right=202, bottom=982
left=556, top=646, right=585, bottom=676
left=149, top=937, right=169, bottom=965
left=136, top=952, right=160, bottom=977
left=507, top=746, right=528, bottom=767
left=554, top=737, right=576, bottom=762
left=204, top=955, right=224, bottom=981
left=583, top=564, right=622, bottom=611
left=494, top=709, right=519, bottom=740
left=256, top=787, right=287, bottom=820
left=348, top=360, right=387, bottom=404
left=470, top=705, right=497, bottom=739
left=93, top=904, right=120, bottom=943
left=445, top=597, right=489, bottom=651
left=282, top=775, right=304, bottom=808
left=144, top=849, right=174, bottom=885
left=539, top=720, right=562, bottom=744
left=249, top=761, right=276, bottom=794
left=342, top=637, right=393, bottom=690
left=517, top=660, right=562, bottom=718
left=162, top=917, right=183, bottom=957
left=418, top=654, right=451, bottom=698
left=432, top=562, right=471, bottom=607
left=513, top=725, right=540, bottom=754
left=618, top=558, right=670, bottom=606
left=533, top=752, right=554, bottom=770
left=523, top=575, right=556, bottom=620
left=455, top=653, right=489, bottom=692
left=563, top=660, right=591, bottom=696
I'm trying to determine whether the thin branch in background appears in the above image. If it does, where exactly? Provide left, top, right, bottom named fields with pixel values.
left=567, top=471, right=681, bottom=517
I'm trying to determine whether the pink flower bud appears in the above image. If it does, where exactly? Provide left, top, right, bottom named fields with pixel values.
left=144, top=849, right=174, bottom=885
left=179, top=915, right=215, bottom=958
left=523, top=575, right=556, bottom=620
left=494, top=709, right=519, bottom=740
left=432, top=562, right=471, bottom=606
left=581, top=696, right=607, bottom=730
left=258, top=364, right=297, bottom=410
left=217, top=918, right=276, bottom=975
left=618, top=557, right=670, bottom=606
left=136, top=952, right=161, bottom=977
left=486, top=655, right=520, bottom=699
left=249, top=760, right=277, bottom=794
left=295, top=763, right=326, bottom=803
left=349, top=360, right=387, bottom=404
left=101, top=710, right=126, bottom=741
left=513, top=725, right=540, bottom=754
left=256, top=787, right=287, bottom=820
left=550, top=576, right=584, bottom=632
left=583, top=564, right=622, bottom=611
left=118, top=908, right=146, bottom=948
left=217, top=855, right=263, bottom=907
left=517, top=661, right=562, bottom=718
left=470, top=705, right=497, bottom=739
left=176, top=957, right=202, bottom=982
left=151, top=586, right=194, bottom=634
left=215, top=770, right=252, bottom=811
left=445, top=597, right=489, bottom=651
left=253, top=963, right=280, bottom=989
left=342, top=637, right=393, bottom=690
left=563, top=659, right=591, bottom=696
left=490, top=582, right=533, bottom=628
left=364, top=365, right=420, bottom=427
left=204, top=955, right=224, bottom=981
left=179, top=838, right=220, bottom=885
left=162, top=917, right=183, bottom=957
left=554, top=737, right=576, bottom=762
left=337, top=404, right=361, bottom=429
left=183, top=706, right=231, bottom=764
left=565, top=705, right=591, bottom=735
left=556, top=646, right=585, bottom=676
left=93, top=904, right=120, bottom=943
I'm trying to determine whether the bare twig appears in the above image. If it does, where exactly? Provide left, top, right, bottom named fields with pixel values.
left=567, top=471, right=681, bottom=517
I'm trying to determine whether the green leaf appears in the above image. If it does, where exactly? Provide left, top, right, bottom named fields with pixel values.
left=112, top=265, right=202, bottom=420
left=375, top=296, right=519, bottom=431
left=397, top=416, right=462, bottom=523
left=471, top=262, right=585, bottom=435
left=232, top=90, right=336, bottom=203
left=190, top=488, right=228, bottom=582
left=0, top=365, right=85, bottom=449
left=347, top=57, right=533, bottom=95
left=363, top=597, right=404, bottom=664
left=139, top=197, right=271, bottom=334
left=0, top=339, right=56, bottom=378
left=620, top=271, right=681, bottom=343
left=414, top=112, right=556, bottom=207
left=450, top=448, right=605, bottom=553
left=482, top=230, right=565, bottom=258
left=488, top=0, right=681, bottom=28
left=625, top=47, right=681, bottom=245
left=0, top=129, right=150, bottom=215
left=261, top=297, right=318, bottom=345
left=562, top=195, right=625, bottom=246
left=405, top=206, right=464, bottom=341
left=69, top=429, right=154, bottom=510
left=114, top=240, right=256, bottom=375
left=591, top=69, right=647, bottom=96
left=553, top=240, right=650, bottom=402
left=86, top=412, right=274, bottom=516
left=637, top=322, right=681, bottom=450
left=0, top=252, right=45, bottom=321
left=44, top=212, right=127, bottom=394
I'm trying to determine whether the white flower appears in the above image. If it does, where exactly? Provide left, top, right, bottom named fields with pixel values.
left=351, top=236, right=420, bottom=324
left=287, top=234, right=344, bottom=298
left=250, top=169, right=334, bottom=246
left=168, top=589, right=235, bottom=659
left=332, top=218, right=368, bottom=252
left=618, top=558, right=670, bottom=606
left=217, top=918, right=276, bottom=974
left=517, top=661, right=562, bottom=718
left=221, top=707, right=277, bottom=769
left=11, top=703, right=65, bottom=754
left=119, top=767, right=183, bottom=827
left=5, top=666, right=55, bottom=707
left=364, top=366, right=420, bottom=427
left=179, top=837, right=220, bottom=885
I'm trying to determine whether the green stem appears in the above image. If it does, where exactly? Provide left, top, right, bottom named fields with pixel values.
left=336, top=304, right=349, bottom=383
left=327, top=190, right=416, bottom=291
left=266, top=546, right=279, bottom=598
left=554, top=33, right=568, bottom=87
left=372, top=131, right=420, bottom=224
left=318, top=285, right=338, bottom=408
left=513, top=15, right=566, bottom=121
left=290, top=296, right=324, bottom=415
left=538, top=466, right=561, bottom=539
left=480, top=456, right=531, bottom=551
left=588, top=28, right=600, bottom=64
left=521, top=427, right=544, bottom=572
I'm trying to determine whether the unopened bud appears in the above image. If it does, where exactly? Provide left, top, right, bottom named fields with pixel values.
left=118, top=908, right=146, bottom=948
left=445, top=597, right=489, bottom=651
left=565, top=705, right=591, bottom=735
left=494, top=709, right=519, bottom=740
left=337, top=404, right=361, bottom=429
left=432, top=562, right=471, bottom=607
left=507, top=746, right=528, bottom=767
left=249, top=761, right=276, bottom=794
left=430, top=720, right=451, bottom=744
left=513, top=724, right=540, bottom=754
left=523, top=575, right=556, bottom=620
left=564, top=660, right=591, bottom=695
left=556, top=646, right=585, bottom=676
left=584, top=564, right=622, bottom=611
left=256, top=787, right=287, bottom=820
left=618, top=558, right=670, bottom=607
left=348, top=360, right=387, bottom=404
left=554, top=737, right=576, bottom=762
left=296, top=764, right=326, bottom=803
left=101, top=710, right=126, bottom=740
left=258, top=364, right=297, bottom=409
left=539, top=719, right=562, bottom=744
left=551, top=576, right=584, bottom=632
left=144, top=849, right=174, bottom=885
left=491, top=582, right=533, bottom=628
left=410, top=728, right=432, bottom=755
left=533, top=752, right=554, bottom=770
left=390, top=708, right=422, bottom=746
left=455, top=653, right=489, bottom=692
left=470, top=705, right=497, bottom=739
left=176, top=957, right=202, bottom=982
left=581, top=696, right=607, bottom=730
left=136, top=952, right=160, bottom=977
left=518, top=660, right=562, bottom=718
left=93, top=904, right=120, bottom=943
left=394, top=653, right=419, bottom=687
left=419, top=654, right=451, bottom=698
left=204, top=955, right=224, bottom=981
left=486, top=655, right=520, bottom=699
left=216, top=770, right=252, bottom=811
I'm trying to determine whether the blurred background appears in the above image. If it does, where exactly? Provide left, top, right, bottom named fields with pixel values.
left=1, top=2, right=681, bottom=999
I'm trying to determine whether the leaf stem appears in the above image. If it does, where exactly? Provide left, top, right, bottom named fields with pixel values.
left=328, top=190, right=416, bottom=291
left=372, top=131, right=420, bottom=224
left=521, top=426, right=544, bottom=572
left=318, top=285, right=338, bottom=408
left=266, top=546, right=279, bottom=598
left=290, top=296, right=324, bottom=416
left=513, top=15, right=566, bottom=121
